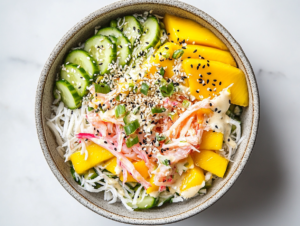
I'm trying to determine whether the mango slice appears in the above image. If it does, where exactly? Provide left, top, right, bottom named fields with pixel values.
left=164, top=14, right=228, bottom=51
left=70, top=143, right=114, bottom=174
left=183, top=59, right=249, bottom=106
left=196, top=108, right=213, bottom=124
left=146, top=42, right=177, bottom=79
left=119, top=160, right=149, bottom=182
left=146, top=42, right=236, bottom=80
left=146, top=175, right=159, bottom=194
left=181, top=44, right=236, bottom=67
left=180, top=166, right=205, bottom=193
left=192, top=150, right=229, bottom=178
left=200, top=130, right=223, bottom=150
left=103, top=157, right=118, bottom=175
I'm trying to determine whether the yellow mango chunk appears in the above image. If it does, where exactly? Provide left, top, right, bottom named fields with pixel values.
left=196, top=108, right=213, bottom=124
left=200, top=130, right=223, bottom=150
left=70, top=143, right=114, bottom=174
left=183, top=59, right=249, bottom=106
left=180, top=166, right=205, bottom=193
left=119, top=160, right=149, bottom=182
left=103, top=157, right=118, bottom=175
left=164, top=14, right=228, bottom=51
left=184, top=154, right=194, bottom=169
left=181, top=45, right=236, bottom=67
left=192, top=150, right=229, bottom=178
left=146, top=175, right=159, bottom=194
left=146, top=42, right=178, bottom=79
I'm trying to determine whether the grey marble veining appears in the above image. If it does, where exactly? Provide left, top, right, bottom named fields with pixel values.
left=0, top=0, right=299, bottom=225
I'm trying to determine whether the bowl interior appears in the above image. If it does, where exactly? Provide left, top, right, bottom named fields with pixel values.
left=36, top=1, right=258, bottom=224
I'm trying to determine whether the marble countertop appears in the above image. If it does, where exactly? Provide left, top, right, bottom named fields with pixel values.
left=1, top=0, right=299, bottom=225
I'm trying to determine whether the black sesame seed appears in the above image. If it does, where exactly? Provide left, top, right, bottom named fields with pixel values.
left=209, top=103, right=212, bottom=107
left=193, top=49, right=197, bottom=53
left=191, top=64, right=193, bottom=68
left=229, top=100, right=231, bottom=104
left=202, top=65, right=205, bottom=69
left=228, top=138, right=231, bottom=142
left=207, top=72, right=211, bottom=75
left=182, top=47, right=186, bottom=49
left=215, top=125, right=218, bottom=129
left=212, top=83, right=216, bottom=86
left=218, top=110, right=221, bottom=113
left=219, top=82, right=222, bottom=85
left=215, top=108, right=218, bottom=112
left=207, top=79, right=209, bottom=84
left=104, top=141, right=107, bottom=144
left=213, top=79, right=217, bottom=82
left=196, top=90, right=200, bottom=93
left=114, top=148, right=117, bottom=151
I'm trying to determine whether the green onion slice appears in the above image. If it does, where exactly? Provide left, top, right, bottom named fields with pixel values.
left=88, top=106, right=94, bottom=111
left=133, top=106, right=140, bottom=115
left=141, top=83, right=149, bottom=95
left=126, top=136, right=139, bottom=148
left=160, top=83, right=174, bottom=97
left=172, top=49, right=184, bottom=59
left=156, top=133, right=167, bottom=142
left=116, top=95, right=120, bottom=101
left=182, top=100, right=191, bottom=108
left=115, top=104, right=126, bottom=118
left=160, top=67, right=165, bottom=76
left=123, top=112, right=130, bottom=125
left=95, top=83, right=111, bottom=94
left=124, top=119, right=140, bottom=135
left=151, top=107, right=166, bottom=114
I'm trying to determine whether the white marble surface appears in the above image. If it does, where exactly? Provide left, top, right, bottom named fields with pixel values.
left=1, top=0, right=300, bottom=225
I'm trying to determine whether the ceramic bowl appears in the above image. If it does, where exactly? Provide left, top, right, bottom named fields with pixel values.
left=35, top=0, right=260, bottom=224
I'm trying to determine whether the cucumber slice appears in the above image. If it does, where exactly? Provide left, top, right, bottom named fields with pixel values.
left=156, top=195, right=173, bottom=206
left=56, top=80, right=82, bottom=109
left=128, top=195, right=157, bottom=210
left=110, top=19, right=118, bottom=28
left=97, top=27, right=131, bottom=66
left=84, top=168, right=98, bottom=180
left=119, top=15, right=142, bottom=46
left=60, top=63, right=90, bottom=97
left=71, top=166, right=81, bottom=185
left=132, top=16, right=160, bottom=57
left=65, top=50, right=99, bottom=78
left=84, top=35, right=116, bottom=75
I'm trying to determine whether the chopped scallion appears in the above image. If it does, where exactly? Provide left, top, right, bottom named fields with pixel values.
left=182, top=100, right=191, bottom=108
left=126, top=136, right=139, bottom=148
left=151, top=107, right=166, bottom=114
left=172, top=49, right=184, bottom=59
left=141, top=83, right=149, bottom=95
left=115, top=104, right=126, bottom=118
left=95, top=83, right=111, bottom=94
left=156, top=133, right=167, bottom=142
left=160, top=83, right=174, bottom=97
left=124, top=119, right=140, bottom=135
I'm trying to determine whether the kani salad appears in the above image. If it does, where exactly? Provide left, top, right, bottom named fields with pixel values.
left=48, top=11, right=249, bottom=210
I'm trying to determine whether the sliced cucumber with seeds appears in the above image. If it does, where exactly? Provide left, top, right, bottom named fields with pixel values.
left=119, top=15, right=142, bottom=46
left=110, top=19, right=118, bottom=28
left=156, top=195, right=173, bottom=206
left=84, top=168, right=98, bottom=180
left=65, top=50, right=99, bottom=78
left=84, top=35, right=116, bottom=75
left=56, top=80, right=82, bottom=109
left=132, top=16, right=160, bottom=58
left=60, top=63, right=90, bottom=97
left=128, top=195, right=157, bottom=210
left=97, top=27, right=131, bottom=66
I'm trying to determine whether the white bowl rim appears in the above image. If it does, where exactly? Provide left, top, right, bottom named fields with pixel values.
left=35, top=0, right=260, bottom=224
